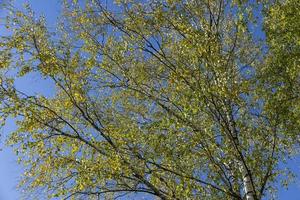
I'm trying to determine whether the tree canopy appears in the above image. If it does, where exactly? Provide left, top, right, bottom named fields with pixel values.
left=0, top=0, right=299, bottom=199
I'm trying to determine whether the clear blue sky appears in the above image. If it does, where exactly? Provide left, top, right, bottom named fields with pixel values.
left=0, top=1, right=299, bottom=199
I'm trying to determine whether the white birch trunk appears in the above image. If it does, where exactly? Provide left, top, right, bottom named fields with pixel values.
left=239, top=163, right=255, bottom=200
left=224, top=112, right=255, bottom=200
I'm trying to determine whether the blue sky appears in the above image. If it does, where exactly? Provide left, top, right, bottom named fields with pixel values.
left=0, top=1, right=299, bottom=199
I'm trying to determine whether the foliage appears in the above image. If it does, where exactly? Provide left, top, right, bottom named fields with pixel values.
left=0, top=0, right=299, bottom=199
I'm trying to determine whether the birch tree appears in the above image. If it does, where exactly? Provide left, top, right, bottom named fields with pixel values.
left=0, top=0, right=299, bottom=199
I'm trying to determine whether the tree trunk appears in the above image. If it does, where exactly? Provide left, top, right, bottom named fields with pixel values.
left=239, top=163, right=255, bottom=200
